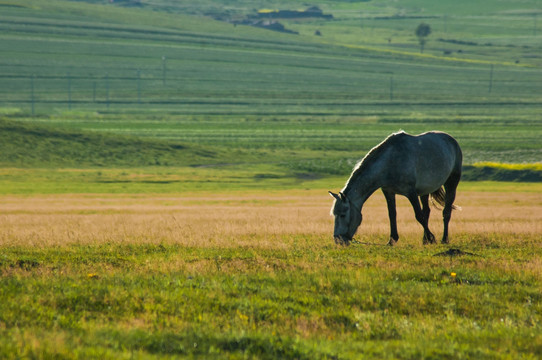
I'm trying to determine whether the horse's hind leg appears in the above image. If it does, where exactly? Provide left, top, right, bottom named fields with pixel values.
left=407, top=192, right=435, bottom=245
left=441, top=172, right=461, bottom=244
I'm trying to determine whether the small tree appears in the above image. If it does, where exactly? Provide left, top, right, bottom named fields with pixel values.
left=415, top=23, right=431, bottom=53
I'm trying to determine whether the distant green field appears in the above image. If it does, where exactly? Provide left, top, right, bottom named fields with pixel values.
left=8, top=110, right=542, bottom=164
left=70, top=0, right=542, bottom=65
left=1, top=0, right=541, bottom=116
left=1, top=0, right=541, bottom=177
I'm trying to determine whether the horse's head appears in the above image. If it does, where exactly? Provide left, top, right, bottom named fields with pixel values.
left=329, top=191, right=362, bottom=246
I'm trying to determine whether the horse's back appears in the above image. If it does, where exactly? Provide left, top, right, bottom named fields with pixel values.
left=385, top=131, right=461, bottom=164
left=416, top=131, right=462, bottom=168
left=383, top=131, right=461, bottom=195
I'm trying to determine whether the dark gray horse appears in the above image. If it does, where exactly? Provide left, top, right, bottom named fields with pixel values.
left=329, top=131, right=462, bottom=246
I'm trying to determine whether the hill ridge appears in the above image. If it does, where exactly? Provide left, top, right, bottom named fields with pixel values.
left=0, top=118, right=215, bottom=168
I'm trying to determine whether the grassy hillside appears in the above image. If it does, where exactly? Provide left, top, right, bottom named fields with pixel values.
left=0, top=118, right=220, bottom=168
left=1, top=117, right=540, bottom=187
left=96, top=0, right=542, bottom=64
left=1, top=0, right=541, bottom=116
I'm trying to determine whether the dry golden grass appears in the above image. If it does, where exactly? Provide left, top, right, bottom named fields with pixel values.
left=1, top=188, right=541, bottom=359
left=1, top=189, right=540, bottom=249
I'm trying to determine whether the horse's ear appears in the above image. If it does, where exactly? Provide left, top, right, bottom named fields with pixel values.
left=339, top=192, right=347, bottom=201
left=329, top=191, right=341, bottom=201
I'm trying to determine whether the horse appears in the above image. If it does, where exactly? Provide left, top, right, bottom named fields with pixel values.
left=329, top=131, right=462, bottom=246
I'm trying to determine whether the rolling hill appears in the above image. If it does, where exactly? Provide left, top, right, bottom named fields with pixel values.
left=0, top=118, right=217, bottom=168
left=2, top=0, right=541, bottom=115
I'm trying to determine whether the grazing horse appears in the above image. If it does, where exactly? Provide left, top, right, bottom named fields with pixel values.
left=329, top=131, right=462, bottom=246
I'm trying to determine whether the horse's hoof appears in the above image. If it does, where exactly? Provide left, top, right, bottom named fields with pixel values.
left=335, top=239, right=350, bottom=246
left=423, top=234, right=436, bottom=245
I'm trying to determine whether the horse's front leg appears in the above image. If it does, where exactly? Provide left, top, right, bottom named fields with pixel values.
left=382, top=189, right=399, bottom=246
left=420, top=195, right=436, bottom=244
left=407, top=193, right=435, bottom=245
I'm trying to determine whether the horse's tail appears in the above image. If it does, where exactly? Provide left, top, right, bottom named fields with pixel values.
left=430, top=187, right=461, bottom=210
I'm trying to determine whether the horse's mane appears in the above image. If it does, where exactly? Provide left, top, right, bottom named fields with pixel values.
left=343, top=131, right=406, bottom=191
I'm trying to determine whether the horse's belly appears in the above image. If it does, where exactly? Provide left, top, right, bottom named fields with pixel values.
left=415, top=184, right=441, bottom=195
left=415, top=174, right=449, bottom=195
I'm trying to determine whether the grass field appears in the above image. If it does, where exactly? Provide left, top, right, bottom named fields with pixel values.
left=1, top=186, right=541, bottom=359
left=1, top=0, right=542, bottom=358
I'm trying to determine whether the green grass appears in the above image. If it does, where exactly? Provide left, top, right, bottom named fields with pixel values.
left=462, top=165, right=542, bottom=182
left=1, top=116, right=541, bottom=189
left=0, top=118, right=224, bottom=168
left=0, top=166, right=324, bottom=194
left=1, top=167, right=542, bottom=195
left=5, top=110, right=542, bottom=163
left=1, top=239, right=540, bottom=359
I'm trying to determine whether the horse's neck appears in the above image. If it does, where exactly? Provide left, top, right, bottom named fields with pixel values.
left=344, top=164, right=381, bottom=209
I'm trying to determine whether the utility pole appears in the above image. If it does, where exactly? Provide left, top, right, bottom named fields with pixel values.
left=137, top=69, right=141, bottom=104
left=389, top=76, right=394, bottom=101
left=31, top=74, right=35, bottom=116
left=67, top=72, right=72, bottom=110
left=162, top=56, right=167, bottom=85
left=488, top=64, right=494, bottom=94
left=106, top=73, right=110, bottom=109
